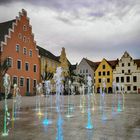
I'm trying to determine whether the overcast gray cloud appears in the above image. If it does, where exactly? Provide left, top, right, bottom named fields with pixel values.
left=0, top=0, right=140, bottom=63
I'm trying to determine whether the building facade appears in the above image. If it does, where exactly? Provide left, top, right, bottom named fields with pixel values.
left=77, top=58, right=96, bottom=81
left=95, top=59, right=118, bottom=93
left=37, top=46, right=60, bottom=80
left=113, top=51, right=140, bottom=93
left=0, top=9, right=40, bottom=95
left=76, top=58, right=98, bottom=93
left=59, top=47, right=70, bottom=77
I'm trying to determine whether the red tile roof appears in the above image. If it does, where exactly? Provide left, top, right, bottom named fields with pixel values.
left=134, top=59, right=140, bottom=67
left=84, top=58, right=119, bottom=70
left=84, top=58, right=98, bottom=70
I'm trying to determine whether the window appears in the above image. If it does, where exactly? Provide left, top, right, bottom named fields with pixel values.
left=33, top=65, right=37, bottom=72
left=23, top=47, right=27, bottom=55
left=20, top=77, right=24, bottom=86
left=7, top=57, right=12, bottom=67
left=29, top=50, right=32, bottom=57
left=13, top=77, right=18, bottom=85
left=126, top=76, right=130, bottom=82
left=83, top=69, right=85, bottom=73
left=18, top=33, right=22, bottom=39
left=23, top=25, right=27, bottom=31
left=25, top=62, right=29, bottom=71
left=99, top=79, right=101, bottom=83
left=128, top=63, right=130, bottom=66
left=23, top=36, right=26, bottom=42
left=128, top=69, right=131, bottom=73
left=102, top=65, right=105, bottom=69
left=122, top=63, right=124, bottom=67
left=121, top=77, right=124, bottom=83
left=33, top=80, right=37, bottom=88
left=122, top=70, right=124, bottom=73
left=103, top=71, right=105, bottom=76
left=116, top=77, right=119, bottom=83
left=107, top=71, right=110, bottom=75
left=16, top=44, right=20, bottom=52
left=17, top=60, right=21, bottom=69
left=127, top=86, right=131, bottom=91
left=133, top=86, right=137, bottom=91
left=80, top=69, right=82, bottom=73
left=133, top=76, right=137, bottom=82
left=107, top=78, right=110, bottom=83
left=86, top=69, right=88, bottom=73
left=98, top=72, right=101, bottom=76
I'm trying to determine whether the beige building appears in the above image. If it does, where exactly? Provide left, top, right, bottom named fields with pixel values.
left=113, top=51, right=140, bottom=93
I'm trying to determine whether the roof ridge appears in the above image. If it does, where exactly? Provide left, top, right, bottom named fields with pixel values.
left=37, top=45, right=60, bottom=62
left=0, top=19, right=16, bottom=24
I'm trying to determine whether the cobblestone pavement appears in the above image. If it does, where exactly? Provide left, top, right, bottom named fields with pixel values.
left=0, top=94, right=140, bottom=140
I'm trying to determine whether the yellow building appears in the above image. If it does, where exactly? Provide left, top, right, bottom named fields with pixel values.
left=95, top=59, right=118, bottom=93
left=37, top=46, right=60, bottom=80
left=37, top=46, right=70, bottom=80
left=59, top=47, right=69, bottom=77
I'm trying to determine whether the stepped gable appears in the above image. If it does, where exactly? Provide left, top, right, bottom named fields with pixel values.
left=37, top=45, right=60, bottom=62
left=0, top=19, right=16, bottom=43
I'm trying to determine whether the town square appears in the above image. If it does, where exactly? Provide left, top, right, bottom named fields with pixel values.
left=0, top=0, right=140, bottom=140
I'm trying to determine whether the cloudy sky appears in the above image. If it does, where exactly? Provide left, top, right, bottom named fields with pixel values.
left=0, top=0, right=140, bottom=64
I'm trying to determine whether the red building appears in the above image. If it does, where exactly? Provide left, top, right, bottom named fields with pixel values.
left=0, top=9, right=40, bottom=96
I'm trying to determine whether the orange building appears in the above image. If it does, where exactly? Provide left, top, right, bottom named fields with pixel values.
left=0, top=9, right=40, bottom=96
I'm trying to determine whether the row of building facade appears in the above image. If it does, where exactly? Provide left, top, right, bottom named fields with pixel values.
left=0, top=9, right=140, bottom=95
left=77, top=52, right=140, bottom=94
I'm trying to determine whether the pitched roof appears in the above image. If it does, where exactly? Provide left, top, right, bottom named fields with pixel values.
left=37, top=45, right=60, bottom=62
left=134, top=59, right=140, bottom=67
left=84, top=58, right=98, bottom=70
left=83, top=58, right=118, bottom=70
left=0, top=19, right=16, bottom=43
left=107, top=59, right=119, bottom=69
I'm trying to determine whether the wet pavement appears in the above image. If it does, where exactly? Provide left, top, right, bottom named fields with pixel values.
left=0, top=94, right=140, bottom=140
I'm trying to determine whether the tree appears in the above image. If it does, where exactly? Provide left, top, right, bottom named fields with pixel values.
left=41, top=64, right=54, bottom=81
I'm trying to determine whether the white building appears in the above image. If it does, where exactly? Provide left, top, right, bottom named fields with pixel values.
left=76, top=58, right=97, bottom=87
left=113, top=51, right=140, bottom=93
